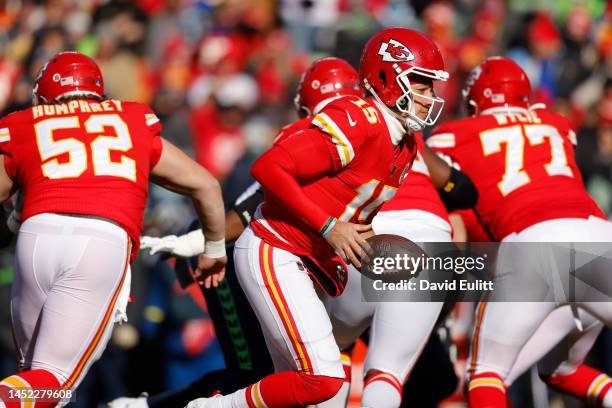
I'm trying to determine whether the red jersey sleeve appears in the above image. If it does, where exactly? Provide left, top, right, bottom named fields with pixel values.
left=426, top=125, right=462, bottom=170
left=142, top=105, right=163, bottom=168
left=0, top=118, right=16, bottom=180
left=272, top=117, right=311, bottom=145
left=310, top=97, right=372, bottom=171
left=252, top=127, right=336, bottom=232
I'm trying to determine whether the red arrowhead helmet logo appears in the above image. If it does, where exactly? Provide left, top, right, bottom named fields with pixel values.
left=378, top=39, right=415, bottom=63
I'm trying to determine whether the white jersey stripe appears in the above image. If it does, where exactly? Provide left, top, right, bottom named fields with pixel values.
left=145, top=113, right=160, bottom=126
left=426, top=133, right=456, bottom=148
left=312, top=113, right=355, bottom=167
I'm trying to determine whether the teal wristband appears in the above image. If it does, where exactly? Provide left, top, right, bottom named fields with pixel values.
left=320, top=217, right=337, bottom=238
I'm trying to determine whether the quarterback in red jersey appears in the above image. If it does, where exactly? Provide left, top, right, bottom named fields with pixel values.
left=138, top=55, right=472, bottom=408
left=428, top=57, right=612, bottom=407
left=325, top=126, right=478, bottom=407
left=0, top=52, right=226, bottom=408
left=185, top=28, right=450, bottom=408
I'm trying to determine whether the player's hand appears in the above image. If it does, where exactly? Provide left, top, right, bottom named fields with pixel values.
left=140, top=230, right=205, bottom=257
left=194, top=255, right=227, bottom=289
left=6, top=208, right=21, bottom=234
left=6, top=191, right=23, bottom=234
left=140, top=235, right=172, bottom=255
left=359, top=228, right=376, bottom=241
left=325, top=221, right=372, bottom=268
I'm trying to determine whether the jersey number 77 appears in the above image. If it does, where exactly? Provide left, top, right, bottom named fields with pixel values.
left=480, top=124, right=575, bottom=196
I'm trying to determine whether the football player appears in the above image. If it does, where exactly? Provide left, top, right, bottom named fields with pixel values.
left=109, top=56, right=363, bottom=408
left=184, top=28, right=449, bottom=408
left=0, top=52, right=227, bottom=408
left=126, top=53, right=473, bottom=408
left=322, top=69, right=477, bottom=407
left=428, top=56, right=612, bottom=407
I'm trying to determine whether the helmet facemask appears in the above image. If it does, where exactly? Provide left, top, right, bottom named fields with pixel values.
left=365, top=63, right=448, bottom=132
left=293, top=93, right=311, bottom=118
left=394, top=64, right=447, bottom=131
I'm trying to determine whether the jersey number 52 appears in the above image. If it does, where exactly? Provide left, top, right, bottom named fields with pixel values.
left=35, top=114, right=136, bottom=181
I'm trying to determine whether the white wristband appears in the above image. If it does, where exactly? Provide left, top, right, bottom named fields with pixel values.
left=204, top=238, right=226, bottom=258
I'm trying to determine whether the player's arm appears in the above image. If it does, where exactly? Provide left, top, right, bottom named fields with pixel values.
left=141, top=183, right=262, bottom=257
left=150, top=138, right=226, bottom=288
left=0, top=156, right=16, bottom=247
left=227, top=181, right=264, bottom=239
left=252, top=128, right=371, bottom=267
left=226, top=210, right=246, bottom=241
left=448, top=213, right=467, bottom=243
left=0, top=157, right=13, bottom=203
left=251, top=129, right=334, bottom=230
left=423, top=145, right=478, bottom=211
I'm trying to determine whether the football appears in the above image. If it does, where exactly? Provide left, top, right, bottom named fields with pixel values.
left=360, top=233, right=428, bottom=281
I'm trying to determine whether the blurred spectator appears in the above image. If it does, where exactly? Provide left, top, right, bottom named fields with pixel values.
left=556, top=5, right=597, bottom=100
left=0, top=43, right=21, bottom=113
left=508, top=12, right=562, bottom=107
left=279, top=0, right=341, bottom=52
left=423, top=1, right=462, bottom=118
left=146, top=0, right=212, bottom=69
left=189, top=73, right=257, bottom=180
left=576, top=79, right=612, bottom=215
left=570, top=6, right=612, bottom=129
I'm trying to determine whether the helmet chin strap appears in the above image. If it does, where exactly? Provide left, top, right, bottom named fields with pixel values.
left=364, top=82, right=423, bottom=133
left=403, top=113, right=424, bottom=132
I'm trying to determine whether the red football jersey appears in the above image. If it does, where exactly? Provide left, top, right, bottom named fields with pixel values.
left=380, top=132, right=449, bottom=223
left=428, top=108, right=604, bottom=240
left=0, top=99, right=163, bottom=256
left=251, top=96, right=416, bottom=295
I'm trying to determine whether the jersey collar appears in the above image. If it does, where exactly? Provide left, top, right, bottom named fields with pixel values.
left=480, top=106, right=532, bottom=116
left=372, top=99, right=405, bottom=146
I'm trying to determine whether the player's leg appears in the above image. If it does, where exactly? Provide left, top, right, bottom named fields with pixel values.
left=0, top=217, right=58, bottom=408
left=361, top=301, right=443, bottom=408
left=536, top=311, right=611, bottom=406
left=504, top=304, right=612, bottom=406
left=506, top=306, right=602, bottom=385
left=109, top=244, right=276, bottom=408
left=198, top=244, right=274, bottom=374
left=325, top=265, right=376, bottom=352
left=1, top=214, right=131, bottom=408
left=323, top=257, right=375, bottom=408
left=186, top=227, right=344, bottom=408
left=315, top=351, right=352, bottom=408
left=538, top=217, right=612, bottom=406
left=468, top=221, right=581, bottom=407
left=532, top=217, right=612, bottom=325
left=361, top=213, right=451, bottom=408
left=467, top=251, right=551, bottom=406
left=467, top=301, right=554, bottom=407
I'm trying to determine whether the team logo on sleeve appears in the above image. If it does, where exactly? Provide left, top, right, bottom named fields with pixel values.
left=378, top=39, right=415, bottom=62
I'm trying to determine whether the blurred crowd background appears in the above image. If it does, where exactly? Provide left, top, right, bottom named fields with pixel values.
left=0, top=0, right=611, bottom=407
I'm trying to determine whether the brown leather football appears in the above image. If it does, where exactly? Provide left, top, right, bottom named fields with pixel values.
left=360, top=234, right=428, bottom=281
